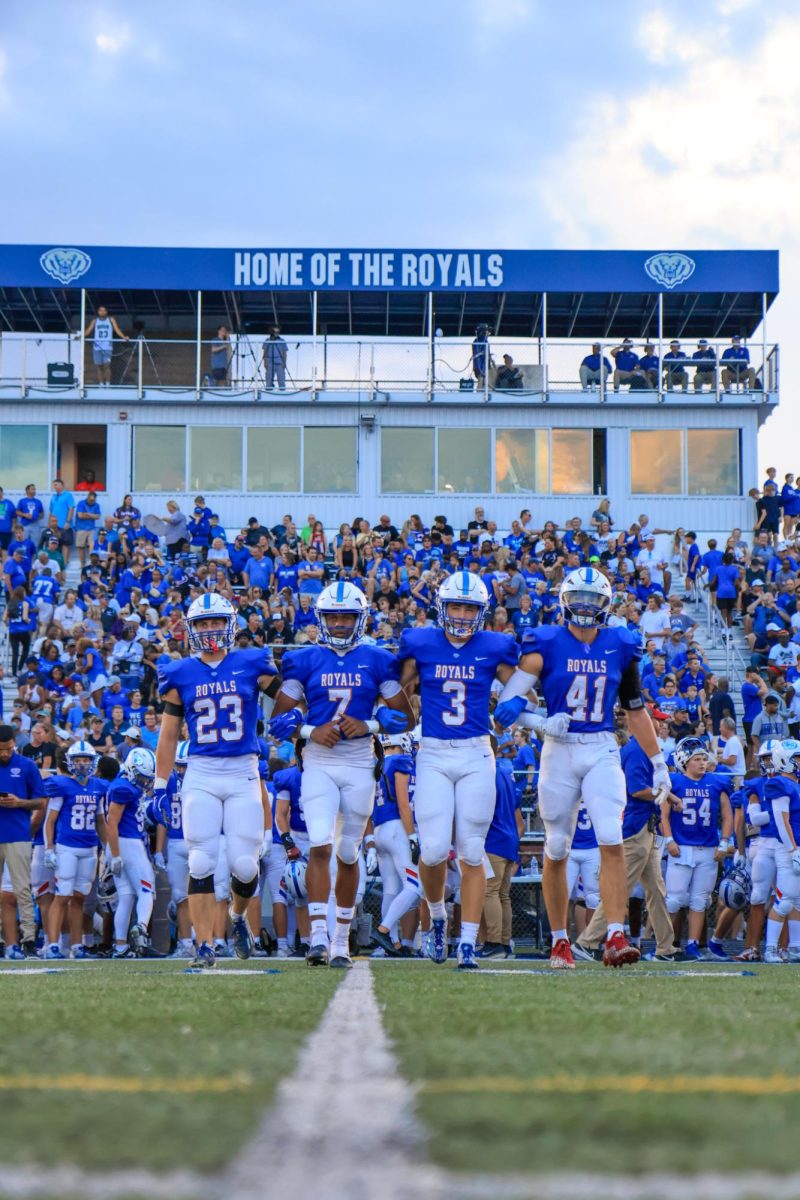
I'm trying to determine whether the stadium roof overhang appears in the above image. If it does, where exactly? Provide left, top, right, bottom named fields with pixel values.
left=0, top=245, right=778, bottom=338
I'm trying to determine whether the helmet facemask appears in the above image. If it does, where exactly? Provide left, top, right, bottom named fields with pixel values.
left=186, top=614, right=236, bottom=654
left=317, top=607, right=367, bottom=649
left=68, top=754, right=96, bottom=784
left=562, top=589, right=611, bottom=628
left=436, top=598, right=486, bottom=639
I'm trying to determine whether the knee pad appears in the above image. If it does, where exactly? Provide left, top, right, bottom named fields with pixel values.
left=584, top=887, right=601, bottom=911
left=188, top=849, right=216, bottom=880
left=188, top=873, right=215, bottom=895
left=336, top=835, right=361, bottom=866
left=594, top=816, right=623, bottom=847
left=458, top=837, right=486, bottom=869
left=420, top=841, right=450, bottom=868
left=231, top=873, right=258, bottom=899
left=230, top=854, right=258, bottom=884
left=773, top=889, right=794, bottom=919
left=544, top=831, right=570, bottom=862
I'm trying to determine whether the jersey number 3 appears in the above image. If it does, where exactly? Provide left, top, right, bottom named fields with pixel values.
left=566, top=675, right=607, bottom=723
left=195, top=695, right=244, bottom=744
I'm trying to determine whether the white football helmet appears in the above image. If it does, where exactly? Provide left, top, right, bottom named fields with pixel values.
left=772, top=737, right=800, bottom=775
left=122, top=746, right=157, bottom=792
left=435, top=571, right=488, bottom=638
left=559, top=566, right=613, bottom=628
left=175, top=739, right=190, bottom=773
left=185, top=593, right=237, bottom=654
left=316, top=581, right=369, bottom=648
left=66, top=739, right=98, bottom=782
left=674, top=736, right=708, bottom=774
left=283, top=856, right=308, bottom=903
left=757, top=738, right=781, bottom=776
left=380, top=732, right=413, bottom=754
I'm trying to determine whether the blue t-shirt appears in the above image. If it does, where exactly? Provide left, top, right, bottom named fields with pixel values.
left=0, top=754, right=45, bottom=842
left=620, top=736, right=657, bottom=839
left=571, top=801, right=598, bottom=849
left=763, top=774, right=800, bottom=843
left=244, top=557, right=274, bottom=590
left=49, top=491, right=74, bottom=528
left=274, top=563, right=300, bottom=594
left=668, top=773, right=729, bottom=847
left=398, top=627, right=518, bottom=740
left=713, top=562, right=740, bottom=600
left=16, top=496, right=44, bottom=526
left=46, top=775, right=107, bottom=849
left=686, top=543, right=701, bottom=578
left=374, top=753, right=415, bottom=828
left=511, top=743, right=536, bottom=798
left=106, top=776, right=147, bottom=841
left=158, top=647, right=276, bottom=758
left=272, top=765, right=307, bottom=835
left=281, top=644, right=400, bottom=738
left=741, top=682, right=763, bottom=723
left=0, top=499, right=16, bottom=533
left=520, top=624, right=641, bottom=734
left=75, top=500, right=102, bottom=531
left=485, top=759, right=521, bottom=861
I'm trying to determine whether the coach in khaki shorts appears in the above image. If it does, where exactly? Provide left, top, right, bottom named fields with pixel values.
left=575, top=723, right=677, bottom=960
left=0, top=724, right=47, bottom=953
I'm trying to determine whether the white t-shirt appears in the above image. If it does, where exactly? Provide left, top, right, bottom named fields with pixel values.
left=636, top=548, right=666, bottom=586
left=639, top=609, right=672, bottom=645
left=719, top=735, right=746, bottom=776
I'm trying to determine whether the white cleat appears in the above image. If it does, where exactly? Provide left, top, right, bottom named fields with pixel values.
left=764, top=946, right=785, bottom=964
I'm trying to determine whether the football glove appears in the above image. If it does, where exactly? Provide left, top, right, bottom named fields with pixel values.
left=409, top=833, right=420, bottom=866
left=791, top=848, right=800, bottom=876
left=365, top=845, right=379, bottom=875
left=153, top=851, right=167, bottom=872
left=259, top=831, right=272, bottom=862
left=375, top=706, right=407, bottom=734
left=494, top=696, right=527, bottom=728
left=651, top=760, right=672, bottom=806
left=152, top=786, right=171, bottom=827
left=733, top=850, right=746, bottom=869
left=110, top=855, right=124, bottom=876
left=530, top=713, right=571, bottom=740
left=44, top=848, right=58, bottom=871
left=268, top=708, right=303, bottom=740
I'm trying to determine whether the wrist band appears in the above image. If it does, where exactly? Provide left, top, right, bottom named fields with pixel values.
left=366, top=719, right=380, bottom=735
left=299, top=724, right=315, bottom=740
left=154, top=776, right=168, bottom=790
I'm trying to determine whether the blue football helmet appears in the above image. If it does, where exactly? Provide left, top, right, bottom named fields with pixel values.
left=718, top=865, right=752, bottom=912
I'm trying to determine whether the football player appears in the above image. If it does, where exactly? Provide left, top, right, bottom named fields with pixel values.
left=496, top=567, right=671, bottom=969
left=43, top=742, right=107, bottom=960
left=736, top=739, right=784, bottom=961
left=661, top=737, right=733, bottom=960
left=153, top=740, right=193, bottom=958
left=105, top=745, right=158, bottom=958
left=268, top=581, right=414, bottom=968
left=371, top=733, right=420, bottom=956
left=566, top=802, right=600, bottom=936
left=155, top=593, right=280, bottom=968
left=397, top=572, right=520, bottom=971
left=271, top=760, right=310, bottom=957
left=760, top=738, right=800, bottom=963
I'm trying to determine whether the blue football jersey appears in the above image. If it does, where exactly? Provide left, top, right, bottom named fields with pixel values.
left=521, top=625, right=642, bottom=734
left=272, top=765, right=307, bottom=835
left=745, top=776, right=782, bottom=841
left=374, top=753, right=415, bottom=828
left=668, top=773, right=729, bottom=847
left=762, top=775, right=800, bottom=843
left=46, top=776, right=107, bottom=850
left=166, top=772, right=183, bottom=841
left=398, top=627, right=518, bottom=739
left=106, top=776, right=147, bottom=841
left=571, top=801, right=598, bottom=850
left=281, top=644, right=400, bottom=737
left=158, top=647, right=276, bottom=758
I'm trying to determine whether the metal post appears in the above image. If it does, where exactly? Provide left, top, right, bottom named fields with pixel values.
left=137, top=337, right=143, bottom=400
left=657, top=293, right=664, bottom=403
left=762, top=291, right=767, bottom=395
left=195, top=290, right=202, bottom=397
left=369, top=342, right=375, bottom=402
left=483, top=327, right=490, bottom=403
left=600, top=337, right=606, bottom=403
left=20, top=337, right=27, bottom=398
left=311, top=291, right=318, bottom=396
left=79, top=288, right=86, bottom=393
left=541, top=292, right=548, bottom=402
left=426, top=291, right=433, bottom=400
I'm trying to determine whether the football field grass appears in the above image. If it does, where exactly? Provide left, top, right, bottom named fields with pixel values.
left=1, top=956, right=799, bottom=1194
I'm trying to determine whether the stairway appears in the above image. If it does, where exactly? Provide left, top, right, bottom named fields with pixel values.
left=687, top=591, right=749, bottom=729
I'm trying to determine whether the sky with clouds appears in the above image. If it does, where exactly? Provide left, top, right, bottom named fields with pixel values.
left=0, top=0, right=796, bottom=471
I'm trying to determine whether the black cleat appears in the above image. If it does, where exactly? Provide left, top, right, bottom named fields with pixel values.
left=329, top=954, right=353, bottom=970
left=371, top=927, right=401, bottom=957
left=306, top=943, right=329, bottom=967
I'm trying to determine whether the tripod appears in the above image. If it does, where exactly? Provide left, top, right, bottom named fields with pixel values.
left=119, top=334, right=162, bottom=386
left=233, top=331, right=265, bottom=390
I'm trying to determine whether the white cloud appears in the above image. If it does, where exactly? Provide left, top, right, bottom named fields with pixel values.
left=95, top=26, right=131, bottom=54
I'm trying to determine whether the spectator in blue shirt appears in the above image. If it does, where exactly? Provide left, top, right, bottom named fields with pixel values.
left=48, top=478, right=75, bottom=564
left=610, top=338, right=640, bottom=391
left=243, top=546, right=274, bottom=591
left=700, top=539, right=723, bottom=579
left=7, top=526, right=36, bottom=572
left=579, top=343, right=611, bottom=390
left=74, top=491, right=102, bottom=568
left=0, top=488, right=16, bottom=550
left=691, top=338, right=717, bottom=392
left=663, top=340, right=689, bottom=390
left=480, top=754, right=524, bottom=958
left=710, top=551, right=742, bottom=630
left=639, top=343, right=660, bottom=388
left=721, top=335, right=756, bottom=390
left=15, top=484, right=45, bottom=547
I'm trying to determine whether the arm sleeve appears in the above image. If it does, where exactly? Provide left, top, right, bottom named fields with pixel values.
left=618, top=660, right=645, bottom=711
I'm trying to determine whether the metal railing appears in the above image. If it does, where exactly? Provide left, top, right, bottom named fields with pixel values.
left=0, top=332, right=779, bottom=401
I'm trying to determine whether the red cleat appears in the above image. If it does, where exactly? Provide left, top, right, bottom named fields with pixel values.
left=602, top=931, right=641, bottom=968
left=549, top=938, right=575, bottom=970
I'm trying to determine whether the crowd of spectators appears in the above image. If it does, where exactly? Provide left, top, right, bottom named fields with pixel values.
left=579, top=335, right=760, bottom=393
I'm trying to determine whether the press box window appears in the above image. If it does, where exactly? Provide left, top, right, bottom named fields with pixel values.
left=247, top=428, right=300, bottom=492
left=630, top=430, right=683, bottom=495
left=381, top=428, right=434, bottom=493
left=304, top=427, right=357, bottom=493
left=133, top=425, right=186, bottom=492
left=495, top=429, right=549, bottom=494
left=551, top=429, right=605, bottom=495
left=687, top=429, right=740, bottom=495
left=437, top=429, right=490, bottom=493
left=189, top=426, right=242, bottom=492
left=0, top=425, right=49, bottom=491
